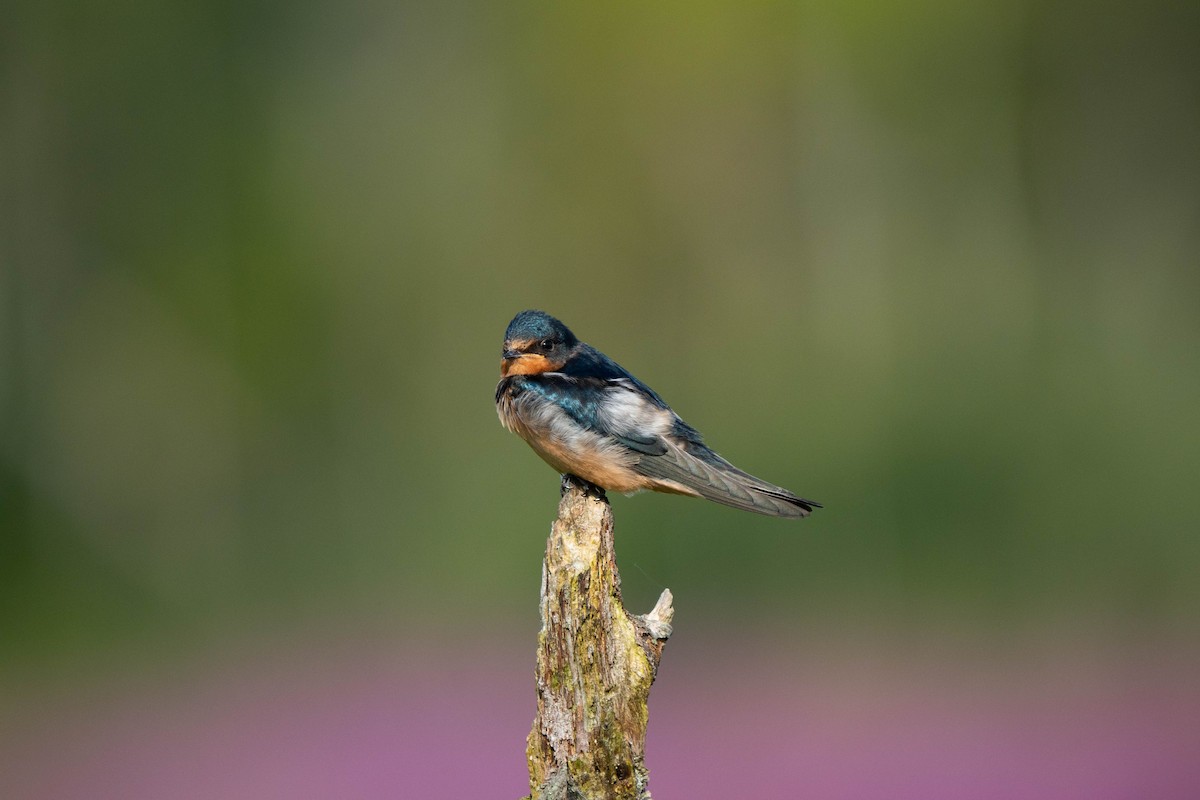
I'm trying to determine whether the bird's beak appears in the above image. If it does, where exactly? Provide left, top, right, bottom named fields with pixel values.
left=500, top=348, right=523, bottom=376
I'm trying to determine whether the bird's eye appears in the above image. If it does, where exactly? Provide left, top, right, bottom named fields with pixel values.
left=539, top=338, right=554, bottom=351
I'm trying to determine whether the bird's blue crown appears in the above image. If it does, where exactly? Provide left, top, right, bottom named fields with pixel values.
left=505, top=310, right=577, bottom=345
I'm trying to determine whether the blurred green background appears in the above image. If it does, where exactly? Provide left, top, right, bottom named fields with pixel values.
left=3, top=0, right=1199, bottom=689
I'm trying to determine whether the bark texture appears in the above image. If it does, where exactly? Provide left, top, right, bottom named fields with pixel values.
left=524, top=476, right=674, bottom=800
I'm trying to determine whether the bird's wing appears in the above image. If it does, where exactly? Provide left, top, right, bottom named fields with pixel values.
left=538, top=372, right=818, bottom=518
left=532, top=373, right=674, bottom=450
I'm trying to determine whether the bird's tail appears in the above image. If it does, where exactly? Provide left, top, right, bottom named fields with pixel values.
left=639, top=441, right=821, bottom=518
left=692, top=463, right=821, bottom=518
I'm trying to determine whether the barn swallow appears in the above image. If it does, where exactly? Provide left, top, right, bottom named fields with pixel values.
left=495, top=310, right=820, bottom=518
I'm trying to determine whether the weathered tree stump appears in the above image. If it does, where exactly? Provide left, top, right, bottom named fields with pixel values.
left=523, top=475, right=675, bottom=800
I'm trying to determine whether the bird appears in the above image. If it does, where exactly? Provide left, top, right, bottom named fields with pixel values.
left=495, top=309, right=821, bottom=518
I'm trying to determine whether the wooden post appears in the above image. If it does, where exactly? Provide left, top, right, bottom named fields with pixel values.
left=523, top=476, right=674, bottom=800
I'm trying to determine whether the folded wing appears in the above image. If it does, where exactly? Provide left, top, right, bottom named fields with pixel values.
left=586, top=378, right=819, bottom=518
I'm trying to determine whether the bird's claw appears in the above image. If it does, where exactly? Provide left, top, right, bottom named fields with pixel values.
left=560, top=473, right=606, bottom=500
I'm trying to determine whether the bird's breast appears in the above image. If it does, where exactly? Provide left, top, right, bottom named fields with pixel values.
left=495, top=378, right=647, bottom=492
left=495, top=381, right=533, bottom=439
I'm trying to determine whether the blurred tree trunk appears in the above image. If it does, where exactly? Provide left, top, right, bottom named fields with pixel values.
left=523, top=476, right=675, bottom=800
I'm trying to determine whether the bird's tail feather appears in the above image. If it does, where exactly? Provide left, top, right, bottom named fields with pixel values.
left=637, top=442, right=820, bottom=518
left=691, top=469, right=819, bottom=518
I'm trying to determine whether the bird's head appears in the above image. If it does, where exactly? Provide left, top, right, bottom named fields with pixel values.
left=501, top=310, right=578, bottom=376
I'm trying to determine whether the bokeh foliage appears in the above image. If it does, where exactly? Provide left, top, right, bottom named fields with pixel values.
left=3, top=0, right=1199, bottom=672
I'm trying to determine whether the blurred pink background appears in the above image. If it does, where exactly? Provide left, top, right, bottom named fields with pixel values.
left=5, top=626, right=1197, bottom=798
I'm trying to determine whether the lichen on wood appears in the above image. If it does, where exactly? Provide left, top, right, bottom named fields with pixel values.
left=523, top=475, right=674, bottom=800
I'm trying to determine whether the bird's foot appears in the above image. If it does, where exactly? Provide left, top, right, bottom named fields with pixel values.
left=560, top=473, right=607, bottom=500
